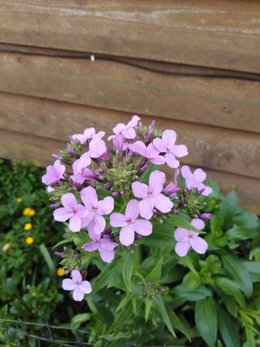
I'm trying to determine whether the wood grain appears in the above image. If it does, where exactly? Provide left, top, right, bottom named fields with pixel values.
left=0, top=93, right=259, bottom=179
left=0, top=0, right=259, bottom=73
left=0, top=128, right=259, bottom=213
left=0, top=53, right=259, bottom=134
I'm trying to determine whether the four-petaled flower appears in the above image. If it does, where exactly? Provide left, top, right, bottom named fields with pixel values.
left=174, top=218, right=208, bottom=256
left=132, top=170, right=173, bottom=220
left=181, top=165, right=212, bottom=196
left=130, top=141, right=165, bottom=165
left=81, top=186, right=114, bottom=234
left=83, top=229, right=117, bottom=263
left=42, top=160, right=65, bottom=186
left=153, top=130, right=188, bottom=168
left=110, top=199, right=153, bottom=246
left=53, top=193, right=88, bottom=232
left=62, top=270, right=92, bottom=301
left=72, top=127, right=105, bottom=144
left=110, top=115, right=140, bottom=139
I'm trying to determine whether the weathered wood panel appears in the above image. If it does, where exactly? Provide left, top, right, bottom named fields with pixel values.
left=0, top=128, right=259, bottom=213
left=0, top=0, right=259, bottom=73
left=0, top=92, right=259, bottom=180
left=0, top=53, right=259, bottom=134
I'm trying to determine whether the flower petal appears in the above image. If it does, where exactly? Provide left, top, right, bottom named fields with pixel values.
left=53, top=208, right=73, bottom=222
left=119, top=225, right=135, bottom=246
left=62, top=278, right=77, bottom=291
left=181, top=165, right=193, bottom=179
left=92, top=215, right=106, bottom=234
left=149, top=170, right=165, bottom=196
left=100, top=238, right=117, bottom=251
left=162, top=130, right=177, bottom=149
left=171, top=144, right=188, bottom=158
left=193, top=168, right=207, bottom=183
left=130, top=141, right=146, bottom=156
left=83, top=241, right=99, bottom=252
left=139, top=197, right=154, bottom=220
left=69, top=214, right=82, bottom=232
left=175, top=241, right=190, bottom=257
left=89, top=138, right=107, bottom=158
left=122, top=127, right=136, bottom=139
left=191, top=218, right=205, bottom=231
left=61, top=193, right=77, bottom=212
left=110, top=213, right=128, bottom=227
left=125, top=199, right=139, bottom=221
left=79, top=281, right=92, bottom=294
left=80, top=186, right=98, bottom=209
left=133, top=219, right=152, bottom=236
left=165, top=152, right=180, bottom=168
left=154, top=194, right=173, bottom=213
left=99, top=249, right=115, bottom=263
left=201, top=186, right=213, bottom=196
left=153, top=137, right=166, bottom=153
left=71, top=270, right=82, bottom=283
left=190, top=237, right=208, bottom=254
left=132, top=181, right=148, bottom=199
left=98, top=196, right=114, bottom=215
left=73, top=287, right=85, bottom=301
left=174, top=227, right=189, bottom=242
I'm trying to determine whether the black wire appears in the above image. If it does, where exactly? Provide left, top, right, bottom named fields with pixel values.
left=2, top=48, right=260, bottom=82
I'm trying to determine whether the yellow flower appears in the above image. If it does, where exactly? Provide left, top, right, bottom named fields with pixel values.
left=2, top=242, right=12, bottom=252
left=56, top=268, right=65, bottom=277
left=24, top=223, right=32, bottom=231
left=25, top=237, right=34, bottom=245
left=23, top=208, right=36, bottom=216
left=16, top=197, right=23, bottom=203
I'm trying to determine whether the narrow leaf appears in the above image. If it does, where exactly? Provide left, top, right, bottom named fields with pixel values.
left=218, top=307, right=241, bottom=347
left=39, top=243, right=55, bottom=275
left=168, top=214, right=204, bottom=233
left=146, top=257, right=163, bottom=282
left=195, top=297, right=217, bottom=347
left=145, top=298, right=153, bottom=321
left=122, top=250, right=134, bottom=291
left=154, top=295, right=176, bottom=337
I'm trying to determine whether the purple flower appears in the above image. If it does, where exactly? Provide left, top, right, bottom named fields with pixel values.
left=112, top=134, right=125, bottom=151
left=130, top=141, right=165, bottom=165
left=153, top=130, right=188, bottom=168
left=62, top=270, right=92, bottom=301
left=80, top=187, right=114, bottom=234
left=71, top=160, right=96, bottom=185
left=181, top=166, right=212, bottom=196
left=110, top=115, right=140, bottom=140
left=164, top=169, right=180, bottom=197
left=53, top=193, right=88, bottom=232
left=42, top=160, right=65, bottom=186
left=174, top=218, right=208, bottom=256
left=83, top=230, right=117, bottom=263
left=72, top=127, right=105, bottom=144
left=131, top=170, right=173, bottom=220
left=110, top=199, right=153, bottom=246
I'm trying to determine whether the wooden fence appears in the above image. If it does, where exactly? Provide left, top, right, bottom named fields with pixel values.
left=0, top=1, right=259, bottom=212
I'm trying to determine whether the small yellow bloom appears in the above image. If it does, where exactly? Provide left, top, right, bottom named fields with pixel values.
left=56, top=268, right=65, bottom=277
left=16, top=197, right=23, bottom=203
left=23, top=208, right=36, bottom=216
left=24, top=223, right=32, bottom=231
left=25, top=237, right=34, bottom=245
left=2, top=242, right=12, bottom=252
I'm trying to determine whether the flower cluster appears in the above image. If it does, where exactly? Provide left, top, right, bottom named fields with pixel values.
left=43, top=116, right=212, bottom=301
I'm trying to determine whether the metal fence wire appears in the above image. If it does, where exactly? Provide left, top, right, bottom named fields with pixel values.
left=0, top=319, right=95, bottom=347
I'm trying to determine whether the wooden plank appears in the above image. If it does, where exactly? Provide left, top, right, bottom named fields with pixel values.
left=0, top=93, right=259, bottom=179
left=0, top=0, right=259, bottom=73
left=0, top=52, right=259, bottom=134
left=0, top=128, right=259, bottom=214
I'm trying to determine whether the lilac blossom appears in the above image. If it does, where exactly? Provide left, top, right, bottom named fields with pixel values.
left=153, top=130, right=188, bottom=168
left=181, top=165, right=212, bottom=196
left=174, top=218, right=208, bottom=256
left=132, top=170, right=173, bottom=220
left=110, top=199, right=153, bottom=246
left=130, top=141, right=165, bottom=165
left=42, top=160, right=65, bottom=186
left=109, top=115, right=140, bottom=140
left=80, top=187, right=114, bottom=234
left=164, top=169, right=180, bottom=197
left=83, top=229, right=117, bottom=263
left=72, top=127, right=105, bottom=144
left=53, top=193, right=88, bottom=232
left=62, top=270, right=92, bottom=301
left=71, top=160, right=96, bottom=185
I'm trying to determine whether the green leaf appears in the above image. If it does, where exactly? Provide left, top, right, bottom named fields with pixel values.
left=142, top=221, right=173, bottom=247
left=122, top=250, right=134, bottom=291
left=243, top=261, right=260, bottom=282
left=173, top=284, right=212, bottom=301
left=93, top=257, right=119, bottom=293
left=154, top=295, right=176, bottom=337
left=218, top=307, right=240, bottom=347
left=71, top=313, right=91, bottom=329
left=139, top=163, right=159, bottom=184
left=167, top=214, right=204, bottom=233
left=39, top=244, right=55, bottom=275
left=168, top=311, right=191, bottom=341
left=183, top=272, right=202, bottom=289
left=215, top=277, right=245, bottom=307
left=226, top=226, right=257, bottom=241
left=52, top=238, right=73, bottom=250
left=222, top=255, right=253, bottom=297
left=145, top=298, right=153, bottom=321
left=219, top=191, right=241, bottom=227
left=146, top=257, right=163, bottom=282
left=195, top=297, right=217, bottom=347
